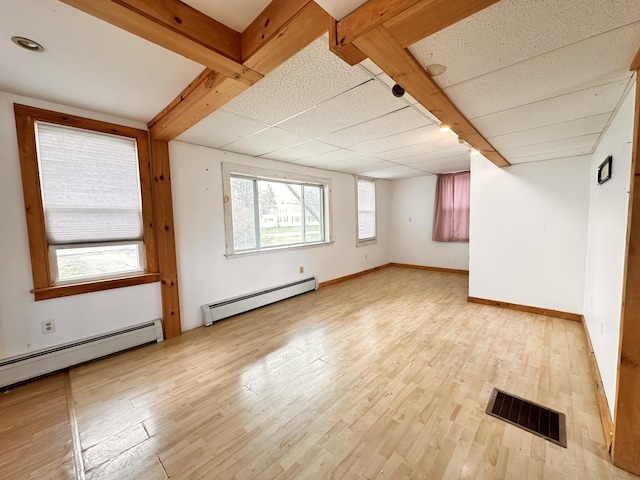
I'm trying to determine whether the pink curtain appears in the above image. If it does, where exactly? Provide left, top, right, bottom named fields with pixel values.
left=432, top=171, right=470, bottom=242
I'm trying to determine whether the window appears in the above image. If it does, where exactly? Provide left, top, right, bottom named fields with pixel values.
left=356, top=177, right=376, bottom=245
left=223, top=164, right=331, bottom=255
left=14, top=104, right=159, bottom=300
left=432, top=171, right=470, bottom=242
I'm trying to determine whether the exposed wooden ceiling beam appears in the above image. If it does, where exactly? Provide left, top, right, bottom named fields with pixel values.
left=60, top=0, right=262, bottom=86
left=333, top=0, right=499, bottom=51
left=242, top=0, right=329, bottom=74
left=631, top=47, right=640, bottom=71
left=329, top=18, right=367, bottom=66
left=353, top=26, right=510, bottom=167
left=148, top=69, right=249, bottom=141
left=334, top=0, right=420, bottom=48
left=147, top=0, right=329, bottom=140
left=384, top=0, right=500, bottom=47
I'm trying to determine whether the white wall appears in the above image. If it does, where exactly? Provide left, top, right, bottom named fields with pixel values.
left=469, top=154, right=590, bottom=314
left=0, top=91, right=162, bottom=360
left=170, top=141, right=391, bottom=331
left=389, top=175, right=469, bottom=270
left=583, top=83, right=636, bottom=417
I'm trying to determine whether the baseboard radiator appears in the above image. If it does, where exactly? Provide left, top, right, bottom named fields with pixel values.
left=201, top=276, right=318, bottom=326
left=0, top=319, right=163, bottom=389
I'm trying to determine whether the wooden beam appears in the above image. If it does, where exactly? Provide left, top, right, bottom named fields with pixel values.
left=334, top=0, right=420, bottom=48
left=384, top=0, right=500, bottom=48
left=241, top=0, right=330, bottom=74
left=612, top=76, right=640, bottom=476
left=149, top=0, right=329, bottom=140
left=329, top=19, right=367, bottom=66
left=150, top=140, right=181, bottom=339
left=59, top=0, right=262, bottom=86
left=353, top=26, right=509, bottom=167
left=631, top=47, right=640, bottom=71
left=148, top=68, right=249, bottom=141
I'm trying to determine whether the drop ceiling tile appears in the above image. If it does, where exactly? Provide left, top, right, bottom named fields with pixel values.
left=393, top=147, right=471, bottom=166
left=262, top=140, right=339, bottom=162
left=331, top=161, right=396, bottom=175
left=471, top=80, right=629, bottom=137
left=223, top=127, right=307, bottom=157
left=409, top=0, right=640, bottom=88
left=176, top=110, right=269, bottom=148
left=410, top=154, right=471, bottom=169
left=293, top=149, right=368, bottom=167
left=322, top=156, right=390, bottom=172
left=376, top=132, right=462, bottom=160
left=502, top=133, right=600, bottom=161
left=426, top=162, right=472, bottom=174
left=509, top=151, right=594, bottom=165
left=223, top=38, right=372, bottom=125
left=277, top=80, right=406, bottom=137
left=488, top=113, right=611, bottom=151
left=351, top=125, right=439, bottom=155
left=291, top=154, right=364, bottom=170
left=318, top=107, right=432, bottom=148
left=358, top=165, right=425, bottom=179
left=445, top=23, right=640, bottom=119
left=359, top=58, right=383, bottom=76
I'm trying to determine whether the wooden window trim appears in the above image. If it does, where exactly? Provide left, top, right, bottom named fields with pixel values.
left=13, top=104, right=159, bottom=300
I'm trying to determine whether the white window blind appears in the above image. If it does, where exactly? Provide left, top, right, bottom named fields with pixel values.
left=357, top=177, right=376, bottom=241
left=35, top=122, right=143, bottom=245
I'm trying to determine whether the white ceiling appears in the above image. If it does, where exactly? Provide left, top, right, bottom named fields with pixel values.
left=1, top=0, right=638, bottom=179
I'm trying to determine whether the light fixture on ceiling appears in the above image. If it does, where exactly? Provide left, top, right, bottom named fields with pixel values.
left=392, top=84, right=405, bottom=97
left=11, top=36, right=44, bottom=52
left=439, top=123, right=451, bottom=133
left=426, top=64, right=447, bottom=77
left=470, top=148, right=480, bottom=155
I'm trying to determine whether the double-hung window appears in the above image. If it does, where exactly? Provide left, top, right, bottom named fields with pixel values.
left=14, top=104, right=159, bottom=300
left=223, top=164, right=331, bottom=255
left=356, top=176, right=376, bottom=245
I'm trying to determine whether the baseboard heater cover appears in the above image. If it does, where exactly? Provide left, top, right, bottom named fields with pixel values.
left=201, top=276, right=318, bottom=326
left=0, top=319, right=163, bottom=389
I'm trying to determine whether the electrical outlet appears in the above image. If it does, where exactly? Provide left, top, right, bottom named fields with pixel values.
left=365, top=253, right=368, bottom=260
left=41, top=319, right=55, bottom=334
left=600, top=322, right=605, bottom=336
left=299, top=266, right=304, bottom=274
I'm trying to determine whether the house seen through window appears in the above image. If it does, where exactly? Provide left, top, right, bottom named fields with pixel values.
left=223, top=164, right=331, bottom=255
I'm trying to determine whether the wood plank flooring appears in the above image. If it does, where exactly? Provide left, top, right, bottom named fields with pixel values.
left=0, top=373, right=76, bottom=479
left=1, top=267, right=638, bottom=479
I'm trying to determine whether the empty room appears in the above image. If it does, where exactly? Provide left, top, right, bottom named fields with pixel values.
left=1, top=0, right=640, bottom=478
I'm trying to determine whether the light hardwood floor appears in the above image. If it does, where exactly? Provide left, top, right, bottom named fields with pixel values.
left=1, top=267, right=638, bottom=479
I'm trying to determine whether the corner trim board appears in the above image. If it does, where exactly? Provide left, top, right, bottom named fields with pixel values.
left=467, top=296, right=582, bottom=322
left=581, top=316, right=614, bottom=452
left=389, top=263, right=469, bottom=275
left=318, top=264, right=392, bottom=288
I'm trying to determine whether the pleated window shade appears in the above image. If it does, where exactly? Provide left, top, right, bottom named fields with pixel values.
left=357, top=177, right=376, bottom=241
left=35, top=122, right=143, bottom=245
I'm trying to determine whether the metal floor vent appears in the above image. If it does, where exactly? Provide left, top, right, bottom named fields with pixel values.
left=486, top=388, right=567, bottom=447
